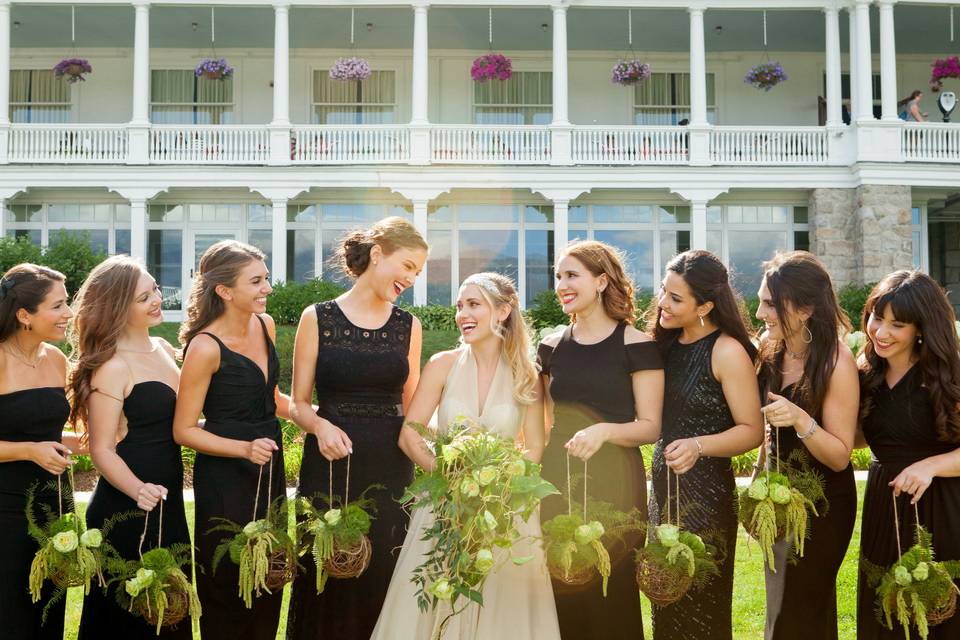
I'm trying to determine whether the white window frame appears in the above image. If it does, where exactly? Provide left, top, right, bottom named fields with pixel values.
left=633, top=71, right=717, bottom=125
left=4, top=201, right=130, bottom=254
left=149, top=68, right=236, bottom=125
left=310, top=67, right=399, bottom=125
left=912, top=202, right=929, bottom=273
left=9, top=69, right=72, bottom=123
left=471, top=70, right=553, bottom=125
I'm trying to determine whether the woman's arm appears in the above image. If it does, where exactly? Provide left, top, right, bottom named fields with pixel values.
left=520, top=379, right=546, bottom=464
left=0, top=440, right=72, bottom=474
left=402, top=316, right=423, bottom=413
left=172, top=335, right=276, bottom=464
left=397, top=351, right=458, bottom=472
left=910, top=102, right=925, bottom=121
left=890, top=447, right=960, bottom=503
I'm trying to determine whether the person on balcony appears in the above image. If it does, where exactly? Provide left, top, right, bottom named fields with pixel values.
left=898, top=91, right=928, bottom=122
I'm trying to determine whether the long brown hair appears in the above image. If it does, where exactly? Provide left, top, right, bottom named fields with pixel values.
left=0, top=263, right=66, bottom=342
left=859, top=270, right=960, bottom=443
left=334, top=216, right=428, bottom=279
left=650, top=250, right=757, bottom=361
left=67, top=256, right=145, bottom=437
left=757, top=251, right=851, bottom=419
left=559, top=240, right=637, bottom=325
left=178, top=240, right=265, bottom=346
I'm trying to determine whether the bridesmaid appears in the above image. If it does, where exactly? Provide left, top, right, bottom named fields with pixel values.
left=856, top=271, right=960, bottom=640
left=754, top=252, right=859, bottom=640
left=173, top=241, right=292, bottom=640
left=70, top=256, right=191, bottom=638
left=537, top=240, right=664, bottom=640
left=286, top=216, right=427, bottom=640
left=0, top=264, right=82, bottom=639
left=648, top=249, right=763, bottom=640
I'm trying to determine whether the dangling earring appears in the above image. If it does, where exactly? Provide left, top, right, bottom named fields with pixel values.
left=801, top=321, right=813, bottom=344
left=698, top=315, right=705, bottom=327
left=596, top=289, right=604, bottom=304
left=918, top=335, right=923, bottom=345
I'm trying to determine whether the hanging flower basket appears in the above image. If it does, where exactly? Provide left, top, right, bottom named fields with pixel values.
left=194, top=58, right=233, bottom=81
left=611, top=60, right=652, bottom=86
left=744, top=61, right=788, bottom=92
left=330, top=57, right=372, bottom=82
left=53, top=58, right=92, bottom=84
left=930, top=56, right=960, bottom=92
left=471, top=53, right=512, bottom=82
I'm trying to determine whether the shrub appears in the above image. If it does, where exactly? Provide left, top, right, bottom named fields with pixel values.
left=526, top=289, right=568, bottom=330
left=266, top=279, right=346, bottom=325
left=838, top=283, right=874, bottom=330
left=403, top=304, right=457, bottom=331
left=42, top=230, right=107, bottom=295
left=0, top=235, right=43, bottom=272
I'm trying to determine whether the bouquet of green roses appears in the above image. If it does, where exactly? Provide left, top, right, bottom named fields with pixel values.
left=297, top=457, right=379, bottom=594
left=210, top=457, right=297, bottom=609
left=862, top=497, right=960, bottom=640
left=402, top=417, right=557, bottom=637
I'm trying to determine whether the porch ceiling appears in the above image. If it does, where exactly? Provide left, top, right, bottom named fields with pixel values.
left=7, top=5, right=960, bottom=53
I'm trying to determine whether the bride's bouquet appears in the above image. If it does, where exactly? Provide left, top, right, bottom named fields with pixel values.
left=402, top=417, right=557, bottom=637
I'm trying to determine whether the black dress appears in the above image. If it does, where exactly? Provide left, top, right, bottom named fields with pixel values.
left=537, top=323, right=663, bottom=640
left=649, top=331, right=737, bottom=640
left=763, top=383, right=857, bottom=640
left=191, top=316, right=286, bottom=640
left=857, top=365, right=960, bottom=639
left=0, top=387, right=70, bottom=640
left=78, top=381, right=192, bottom=639
left=287, top=302, right=413, bottom=640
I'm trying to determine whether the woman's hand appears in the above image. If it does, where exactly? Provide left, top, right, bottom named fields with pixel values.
left=565, top=424, right=608, bottom=461
left=315, top=419, right=353, bottom=461
left=30, top=441, right=73, bottom=475
left=890, top=459, right=936, bottom=504
left=762, top=392, right=811, bottom=431
left=136, top=483, right=168, bottom=511
left=663, top=438, right=701, bottom=474
left=246, top=437, right=279, bottom=466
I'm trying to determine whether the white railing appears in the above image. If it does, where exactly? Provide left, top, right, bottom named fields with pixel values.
left=709, top=126, right=828, bottom=165
left=149, top=125, right=269, bottom=164
left=8, top=124, right=129, bottom=163
left=902, top=123, right=960, bottom=162
left=431, top=126, right=551, bottom=164
left=290, top=126, right=410, bottom=164
left=572, top=126, right=688, bottom=164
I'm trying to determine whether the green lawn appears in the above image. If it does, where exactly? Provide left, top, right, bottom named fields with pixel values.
left=63, top=483, right=866, bottom=639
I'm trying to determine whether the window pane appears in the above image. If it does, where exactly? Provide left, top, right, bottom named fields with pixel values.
left=593, top=205, right=652, bottom=224
left=459, top=230, right=518, bottom=283
left=706, top=230, right=723, bottom=258
left=706, top=206, right=722, bottom=225
left=659, top=206, right=691, bottom=224
left=458, top=205, right=518, bottom=224
left=569, top=205, right=588, bottom=224
left=247, top=229, right=273, bottom=273
left=912, top=230, right=922, bottom=269
left=911, top=207, right=921, bottom=225
left=660, top=230, right=691, bottom=267
left=429, top=205, right=452, bottom=224
left=321, top=232, right=350, bottom=287
left=248, top=204, right=270, bottom=223
left=793, top=206, right=809, bottom=224
left=794, top=231, right=810, bottom=253
left=286, top=230, right=316, bottom=282
left=427, top=229, right=452, bottom=305
left=289, top=204, right=317, bottom=223
left=524, top=205, right=553, bottom=224
left=50, top=230, right=108, bottom=255
left=7, top=204, right=43, bottom=222
left=7, top=229, right=41, bottom=245
left=147, top=230, right=183, bottom=310
left=728, top=231, right=787, bottom=296
left=149, top=204, right=184, bottom=222
left=322, top=204, right=387, bottom=225
left=115, top=229, right=131, bottom=255
left=525, top=229, right=553, bottom=307
left=593, top=229, right=654, bottom=293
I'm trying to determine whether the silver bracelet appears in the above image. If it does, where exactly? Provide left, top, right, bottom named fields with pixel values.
left=694, top=438, right=704, bottom=457
left=797, top=417, right=819, bottom=440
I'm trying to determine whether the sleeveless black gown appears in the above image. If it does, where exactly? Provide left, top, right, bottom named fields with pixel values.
left=191, top=316, right=286, bottom=640
left=78, top=381, right=191, bottom=639
left=287, top=301, right=413, bottom=640
left=649, top=331, right=737, bottom=640
left=0, top=387, right=71, bottom=640
left=536, top=323, right=663, bottom=640
left=857, top=365, right=960, bottom=639
left=763, top=383, right=857, bottom=640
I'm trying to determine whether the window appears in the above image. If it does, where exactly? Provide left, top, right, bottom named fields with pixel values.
left=837, top=73, right=882, bottom=120
left=3, top=202, right=130, bottom=257
left=150, top=70, right=234, bottom=125
left=634, top=73, right=716, bottom=125
left=9, top=70, right=70, bottom=123
left=473, top=71, right=552, bottom=125
left=312, top=71, right=396, bottom=124
left=911, top=205, right=926, bottom=271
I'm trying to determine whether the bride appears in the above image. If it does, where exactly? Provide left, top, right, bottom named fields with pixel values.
left=370, top=272, right=561, bottom=640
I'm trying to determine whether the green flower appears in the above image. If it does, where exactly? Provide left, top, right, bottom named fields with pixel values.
left=428, top=578, right=454, bottom=601
left=912, top=562, right=929, bottom=582
left=324, top=509, right=342, bottom=526
left=243, top=519, right=268, bottom=537
left=475, top=548, right=495, bottom=573
left=475, top=466, right=498, bottom=487
left=747, top=478, right=768, bottom=501
left=655, top=524, right=680, bottom=548
left=135, top=567, right=155, bottom=584
left=460, top=477, right=481, bottom=498
left=482, top=510, right=498, bottom=531
left=52, top=530, right=78, bottom=553
left=507, top=459, right=527, bottom=476
left=125, top=577, right=144, bottom=597
left=441, top=444, right=462, bottom=463
left=894, top=565, right=913, bottom=586
left=80, top=528, right=102, bottom=548
left=769, top=484, right=792, bottom=505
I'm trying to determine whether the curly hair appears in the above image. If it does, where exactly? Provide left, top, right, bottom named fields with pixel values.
left=559, top=240, right=637, bottom=325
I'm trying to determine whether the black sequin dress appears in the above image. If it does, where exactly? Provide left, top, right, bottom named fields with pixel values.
left=286, top=301, right=413, bottom=640
left=0, top=387, right=71, bottom=640
left=857, top=365, right=960, bottom=640
left=649, top=331, right=737, bottom=640
left=537, top=323, right=663, bottom=640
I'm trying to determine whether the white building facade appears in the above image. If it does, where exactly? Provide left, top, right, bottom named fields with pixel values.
left=1, top=0, right=959, bottom=317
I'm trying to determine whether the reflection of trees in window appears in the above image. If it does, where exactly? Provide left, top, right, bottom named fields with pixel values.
left=313, top=71, right=396, bottom=125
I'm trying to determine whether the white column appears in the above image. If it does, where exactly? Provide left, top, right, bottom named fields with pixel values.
left=0, top=0, right=10, bottom=165
left=689, top=6, right=708, bottom=126
left=411, top=2, right=429, bottom=125
left=0, top=197, right=6, bottom=237
left=847, top=7, right=858, bottom=122
left=131, top=1, right=150, bottom=125
left=878, top=0, right=898, bottom=121
left=551, top=4, right=569, bottom=126
left=412, top=199, right=428, bottom=306
left=130, top=198, right=147, bottom=261
left=691, top=200, right=707, bottom=250
left=824, top=6, right=843, bottom=127
left=553, top=199, right=569, bottom=255
left=269, top=2, right=292, bottom=165
left=271, top=199, right=288, bottom=284
left=854, top=0, right=874, bottom=121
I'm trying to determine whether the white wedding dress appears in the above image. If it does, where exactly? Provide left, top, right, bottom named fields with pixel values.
left=370, top=345, right=561, bottom=640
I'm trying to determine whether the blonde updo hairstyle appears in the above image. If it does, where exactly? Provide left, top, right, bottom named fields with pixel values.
left=179, top=240, right=266, bottom=347
left=335, top=216, right=428, bottom=279
left=459, top=272, right=538, bottom=406
left=559, top=240, right=637, bottom=325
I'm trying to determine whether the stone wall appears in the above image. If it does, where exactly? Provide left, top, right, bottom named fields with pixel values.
left=808, top=188, right=858, bottom=286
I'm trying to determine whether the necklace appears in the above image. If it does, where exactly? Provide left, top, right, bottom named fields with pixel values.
left=785, top=346, right=807, bottom=360
left=2, top=342, right=41, bottom=368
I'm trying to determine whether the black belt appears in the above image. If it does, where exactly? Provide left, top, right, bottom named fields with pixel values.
left=317, top=400, right=403, bottom=419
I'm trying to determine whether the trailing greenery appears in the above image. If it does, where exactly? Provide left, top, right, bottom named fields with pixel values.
left=266, top=279, right=346, bottom=325
left=862, top=527, right=960, bottom=640
left=637, top=523, right=720, bottom=593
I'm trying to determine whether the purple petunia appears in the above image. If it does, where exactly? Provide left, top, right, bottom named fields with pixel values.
left=744, top=61, right=788, bottom=92
left=471, top=54, right=512, bottom=83
left=611, top=60, right=652, bottom=86
left=53, top=58, right=92, bottom=83
left=330, top=57, right=372, bottom=81
left=930, top=56, right=960, bottom=91
left=194, top=58, right=234, bottom=80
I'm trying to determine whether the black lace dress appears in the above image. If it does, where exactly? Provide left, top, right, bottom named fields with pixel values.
left=78, top=381, right=191, bottom=639
left=649, top=331, right=737, bottom=640
left=191, top=316, right=286, bottom=640
left=857, top=365, right=960, bottom=639
left=763, top=383, right=857, bottom=640
left=0, top=387, right=71, bottom=640
left=537, top=323, right=663, bottom=640
left=287, top=301, right=414, bottom=640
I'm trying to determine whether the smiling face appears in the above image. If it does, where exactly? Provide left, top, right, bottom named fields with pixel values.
left=17, top=280, right=73, bottom=342
left=456, top=284, right=509, bottom=345
left=554, top=254, right=606, bottom=317
left=126, top=270, right=164, bottom=330
left=657, top=270, right=711, bottom=330
left=755, top=277, right=808, bottom=342
left=866, top=304, right=920, bottom=363
left=217, top=259, right=272, bottom=314
left=367, top=246, right=427, bottom=303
